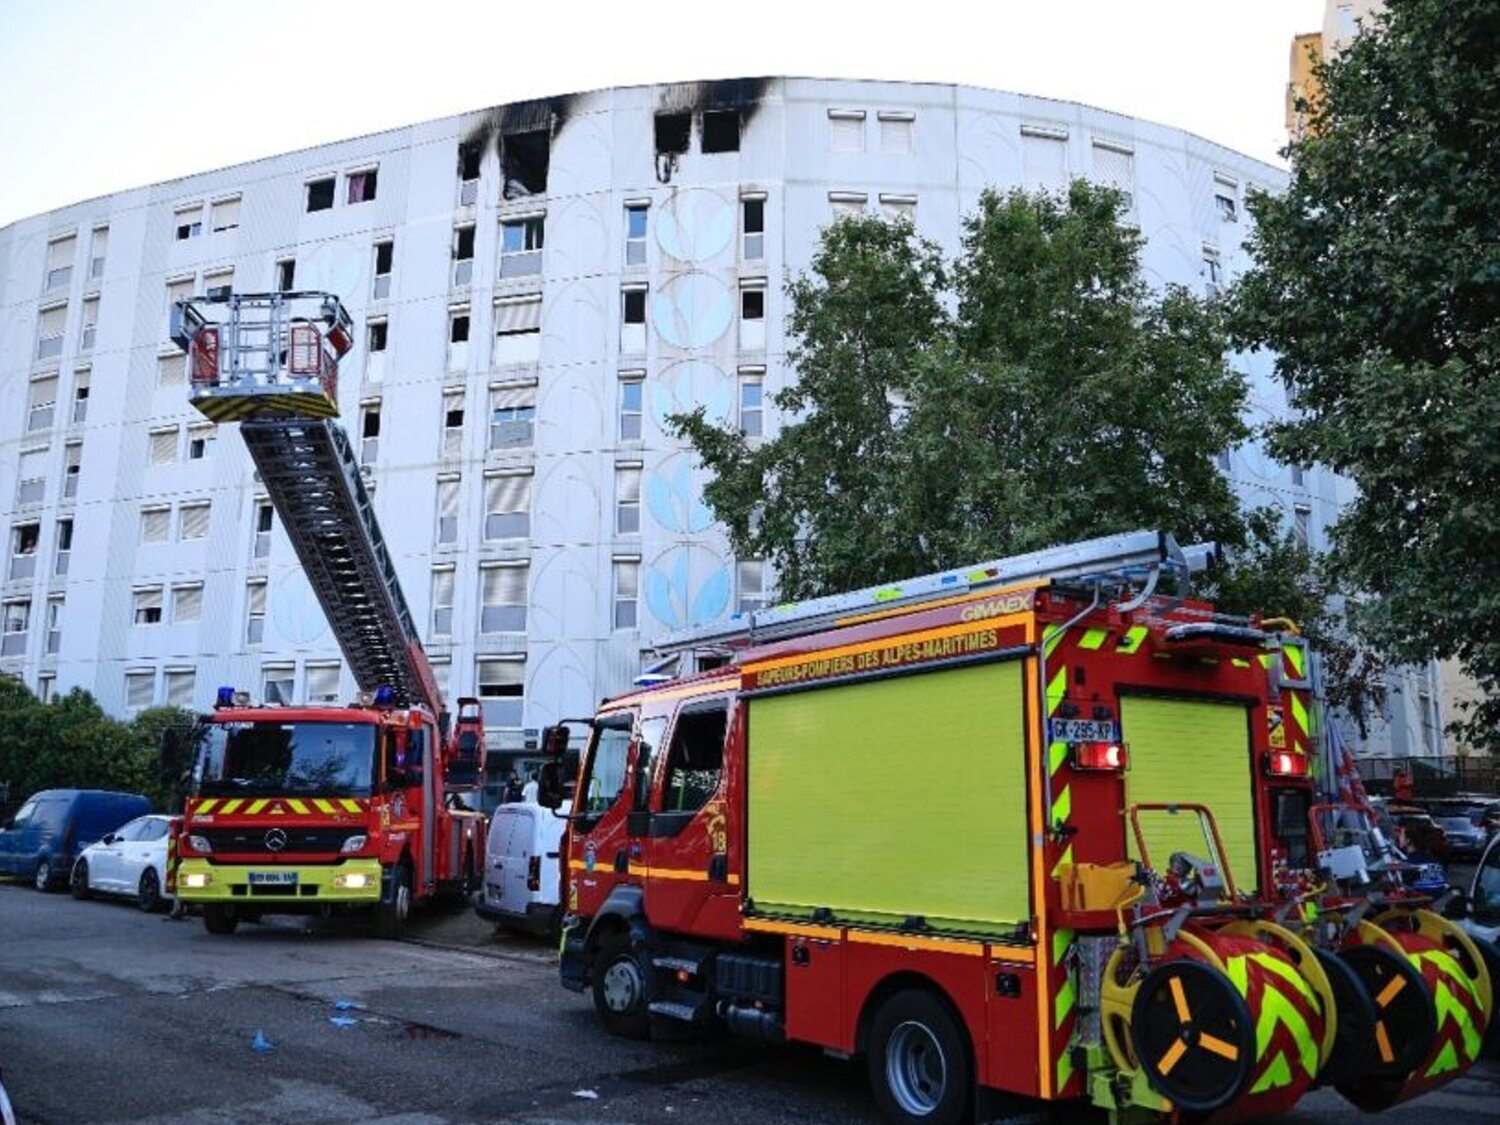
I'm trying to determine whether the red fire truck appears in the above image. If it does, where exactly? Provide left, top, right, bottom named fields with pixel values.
left=543, top=531, right=1492, bottom=1123
left=166, top=292, right=488, bottom=937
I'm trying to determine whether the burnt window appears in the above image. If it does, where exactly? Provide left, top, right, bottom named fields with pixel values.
left=454, top=225, right=476, bottom=261
left=623, top=289, right=646, bottom=325
left=306, top=177, right=335, bottom=212
left=655, top=112, right=691, bottom=156
left=374, top=240, right=394, bottom=276
left=702, top=110, right=741, bottom=154
left=367, top=321, right=388, bottom=352
left=501, top=130, right=550, bottom=199
left=450, top=313, right=470, bottom=343
left=276, top=259, right=296, bottom=292
left=458, top=141, right=483, bottom=182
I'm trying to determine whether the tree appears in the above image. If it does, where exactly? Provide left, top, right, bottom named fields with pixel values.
left=675, top=183, right=1250, bottom=600
left=1232, top=0, right=1500, bottom=752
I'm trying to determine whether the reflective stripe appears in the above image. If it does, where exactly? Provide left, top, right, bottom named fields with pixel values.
left=286, top=799, right=309, bottom=814
left=1117, top=626, right=1148, bottom=655
left=247, top=799, right=269, bottom=814
left=1284, top=644, right=1306, bottom=678
left=1078, top=628, right=1108, bottom=651
left=1289, top=694, right=1309, bottom=740
left=1052, top=784, right=1072, bottom=826
left=219, top=799, right=243, bottom=814
left=1046, top=667, right=1067, bottom=715
left=1050, top=843, right=1074, bottom=878
left=314, top=799, right=336, bottom=814
left=196, top=799, right=218, bottom=814
left=340, top=799, right=362, bottom=813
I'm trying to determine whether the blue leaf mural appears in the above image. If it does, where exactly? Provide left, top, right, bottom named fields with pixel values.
left=651, top=274, right=734, bottom=350
left=656, top=189, right=735, bottom=263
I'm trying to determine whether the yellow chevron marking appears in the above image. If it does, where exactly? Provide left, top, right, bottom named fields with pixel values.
left=1253, top=951, right=1320, bottom=1009
left=247, top=799, right=269, bottom=814
left=1231, top=658, right=1251, bottom=668
left=1046, top=666, right=1068, bottom=714
left=340, top=799, right=362, bottom=813
left=1053, top=976, right=1075, bottom=1028
left=1284, top=644, right=1306, bottom=677
left=1117, top=625, right=1149, bottom=655
left=1255, top=974, right=1320, bottom=1078
left=1078, top=628, right=1109, bottom=651
left=1290, top=693, right=1309, bottom=735
left=1050, top=844, right=1074, bottom=879
left=1042, top=626, right=1067, bottom=658
left=286, top=799, right=309, bottom=814
left=269, top=806, right=285, bottom=815
left=1251, top=1050, right=1294, bottom=1094
left=1052, top=927, right=1074, bottom=965
left=1052, top=784, right=1072, bottom=826
left=195, top=799, right=218, bottom=814
left=1049, top=740, right=1069, bottom=776
left=1425, top=1039, right=1462, bottom=1078
left=313, top=799, right=336, bottom=814
left=219, top=799, right=243, bottom=814
left=1055, top=1049, right=1074, bottom=1093
left=1429, top=976, right=1483, bottom=1061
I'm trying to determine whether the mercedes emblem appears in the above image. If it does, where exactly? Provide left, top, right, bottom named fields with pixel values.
left=264, top=828, right=288, bottom=852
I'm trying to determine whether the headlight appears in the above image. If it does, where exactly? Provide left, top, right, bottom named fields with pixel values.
left=181, top=872, right=212, bottom=889
left=340, top=834, right=367, bottom=854
left=333, top=872, right=370, bottom=889
left=188, top=834, right=212, bottom=853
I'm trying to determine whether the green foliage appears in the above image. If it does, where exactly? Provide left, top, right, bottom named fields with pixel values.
left=0, top=676, right=194, bottom=815
left=1233, top=0, right=1500, bottom=752
left=675, top=182, right=1249, bottom=600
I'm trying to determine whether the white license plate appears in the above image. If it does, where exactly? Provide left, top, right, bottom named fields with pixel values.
left=1049, top=718, right=1119, bottom=743
left=247, top=871, right=298, bottom=886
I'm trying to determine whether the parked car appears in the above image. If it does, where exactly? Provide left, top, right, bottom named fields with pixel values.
left=1368, top=803, right=1448, bottom=892
left=1451, top=832, right=1500, bottom=1057
left=70, top=813, right=175, bottom=911
left=0, top=790, right=150, bottom=891
left=476, top=799, right=568, bottom=936
left=1388, top=806, right=1450, bottom=860
left=1434, top=814, right=1488, bottom=860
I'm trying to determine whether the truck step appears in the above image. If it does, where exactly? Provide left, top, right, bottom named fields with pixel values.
left=648, top=1000, right=707, bottom=1023
left=651, top=955, right=704, bottom=975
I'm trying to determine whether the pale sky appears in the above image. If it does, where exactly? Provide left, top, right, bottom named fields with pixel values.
left=0, top=0, right=1323, bottom=228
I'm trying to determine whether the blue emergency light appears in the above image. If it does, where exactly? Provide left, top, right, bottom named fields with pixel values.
left=373, top=684, right=397, bottom=708
left=215, top=686, right=237, bottom=709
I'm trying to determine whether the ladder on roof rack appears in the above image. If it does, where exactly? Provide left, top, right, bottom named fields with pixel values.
left=651, top=529, right=1218, bottom=656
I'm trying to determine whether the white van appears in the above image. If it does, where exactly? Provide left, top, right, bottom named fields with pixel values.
left=477, top=800, right=567, bottom=935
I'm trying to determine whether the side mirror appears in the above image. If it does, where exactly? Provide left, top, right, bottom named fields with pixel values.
left=540, top=724, right=570, bottom=757
left=537, top=761, right=564, bottom=811
left=101, top=834, right=116, bottom=846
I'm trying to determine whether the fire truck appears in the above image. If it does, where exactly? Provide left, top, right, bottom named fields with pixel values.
left=166, top=292, right=487, bottom=937
left=541, top=530, right=1493, bottom=1123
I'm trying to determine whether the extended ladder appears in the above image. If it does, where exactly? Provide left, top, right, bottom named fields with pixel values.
left=652, top=529, right=1218, bottom=657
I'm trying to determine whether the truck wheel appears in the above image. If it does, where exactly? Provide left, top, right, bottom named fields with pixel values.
left=203, top=906, right=239, bottom=935
left=70, top=860, right=91, bottom=900
left=866, top=989, right=972, bottom=1125
left=33, top=859, right=54, bottom=892
left=137, top=868, right=163, bottom=913
left=373, top=861, right=411, bottom=939
left=591, top=930, right=651, bottom=1040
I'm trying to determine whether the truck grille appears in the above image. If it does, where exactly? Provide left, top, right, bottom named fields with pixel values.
left=198, top=827, right=356, bottom=856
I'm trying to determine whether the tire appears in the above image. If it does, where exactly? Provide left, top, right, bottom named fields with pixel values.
left=203, top=905, right=239, bottom=935
left=866, top=989, right=972, bottom=1125
left=33, top=859, right=54, bottom=893
left=373, top=861, right=411, bottom=939
left=70, top=860, right=91, bottom=900
left=591, top=929, right=651, bottom=1040
left=137, top=867, right=162, bottom=913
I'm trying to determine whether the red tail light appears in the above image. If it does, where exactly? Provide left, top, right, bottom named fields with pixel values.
left=1266, top=750, right=1310, bottom=778
left=527, top=855, right=541, bottom=892
left=1073, top=742, right=1128, bottom=771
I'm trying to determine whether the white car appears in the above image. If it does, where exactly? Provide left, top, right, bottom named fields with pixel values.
left=69, top=814, right=173, bottom=912
left=476, top=799, right=568, bottom=936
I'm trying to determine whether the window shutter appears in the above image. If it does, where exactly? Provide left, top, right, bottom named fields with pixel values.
left=141, top=509, right=170, bottom=541
left=248, top=582, right=267, bottom=614
left=82, top=299, right=98, bottom=328
left=92, top=227, right=109, bottom=259
left=479, top=658, right=524, bottom=689
left=166, top=671, right=196, bottom=706
left=617, top=467, right=642, bottom=503
left=433, top=568, right=455, bottom=606
left=150, top=429, right=177, bottom=464
left=616, top=561, right=639, bottom=598
left=180, top=503, right=210, bottom=539
left=126, top=673, right=155, bottom=708
left=490, top=385, right=535, bottom=409
left=137, top=588, right=163, bottom=611
left=212, top=197, right=241, bottom=231
left=167, top=278, right=194, bottom=307
left=439, top=478, right=461, bottom=516
left=47, top=237, right=76, bottom=269
left=494, top=295, right=542, bottom=334
left=1092, top=144, right=1134, bottom=197
left=18, top=449, right=44, bottom=482
left=29, top=376, right=59, bottom=407
left=306, top=664, right=341, bottom=701
left=485, top=472, right=531, bottom=515
left=38, top=307, right=66, bottom=338
left=482, top=564, right=528, bottom=605
left=174, top=586, right=203, bottom=621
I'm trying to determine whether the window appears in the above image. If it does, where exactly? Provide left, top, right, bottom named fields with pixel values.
left=149, top=426, right=178, bottom=465
left=1215, top=192, right=1238, bottom=222
left=174, top=205, right=203, bottom=240
left=253, top=501, right=273, bottom=558
left=829, top=109, right=866, bottom=154
left=828, top=191, right=867, bottom=219
left=44, top=596, right=63, bottom=655
left=1293, top=504, right=1311, bottom=548
left=89, top=226, right=108, bottom=280
left=740, top=373, right=765, bottom=437
left=500, top=130, right=549, bottom=199
left=619, top=377, right=643, bottom=441
left=453, top=224, right=476, bottom=286
left=125, top=669, right=155, bottom=710
left=306, top=177, right=335, bottom=212
left=188, top=423, right=217, bottom=460
left=179, top=502, right=210, bottom=541
left=158, top=352, right=186, bottom=387
left=16, top=449, right=46, bottom=505
left=580, top=719, right=632, bottom=818
left=662, top=706, right=727, bottom=813
left=306, top=663, right=341, bottom=704
left=1021, top=125, right=1069, bottom=191
left=1420, top=690, right=1438, bottom=753
left=263, top=664, right=295, bottom=705
left=740, top=283, right=766, bottom=350
left=165, top=669, right=196, bottom=708
left=54, top=519, right=72, bottom=576
left=1092, top=141, right=1135, bottom=211
left=458, top=142, right=483, bottom=206
left=442, top=390, right=465, bottom=458
left=140, top=507, right=170, bottom=544
left=360, top=401, right=381, bottom=464
left=1203, top=251, right=1223, bottom=298
left=45, top=235, right=75, bottom=291
left=483, top=471, right=531, bottom=540
left=36, top=306, right=65, bottom=361
left=246, top=580, right=266, bottom=644
left=9, top=523, right=39, bottom=581
left=1337, top=4, right=1356, bottom=40
left=210, top=196, right=241, bottom=233
left=436, top=475, right=461, bottom=544
left=737, top=559, right=766, bottom=615
left=366, top=318, right=388, bottom=382
left=741, top=196, right=765, bottom=260
left=431, top=566, right=455, bottom=636
left=172, top=583, right=203, bottom=623
left=63, top=442, right=80, bottom=499
left=621, top=286, right=647, bottom=354
left=476, top=657, right=524, bottom=728
left=28, top=374, right=58, bottom=431
left=165, top=277, right=194, bottom=327
left=80, top=298, right=98, bottom=352
left=372, top=239, right=394, bottom=299
left=654, top=113, right=691, bottom=156
left=616, top=465, right=641, bottom=535
left=430, top=659, right=451, bottom=701
left=489, top=387, right=535, bottom=449
left=494, top=295, right=542, bottom=364
left=880, top=194, right=916, bottom=222
left=613, top=559, right=638, bottom=629
left=345, top=168, right=377, bottom=204
left=500, top=216, right=544, bottom=277
left=204, top=269, right=233, bottom=301
left=276, top=258, right=296, bottom=292
left=878, top=111, right=915, bottom=155
left=702, top=109, right=740, bottom=153
left=1291, top=463, right=1306, bottom=488
left=624, top=204, right=648, bottom=266
left=448, top=306, right=471, bottom=370
left=133, top=587, right=163, bottom=626
left=480, top=564, right=528, bottom=632
left=37, top=674, right=55, bottom=703
left=2, top=599, right=30, bottom=656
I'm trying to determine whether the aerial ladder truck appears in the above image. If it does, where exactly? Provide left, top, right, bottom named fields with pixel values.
left=167, top=291, right=486, bottom=937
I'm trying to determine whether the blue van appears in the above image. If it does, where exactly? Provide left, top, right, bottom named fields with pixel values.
left=0, top=789, right=150, bottom=891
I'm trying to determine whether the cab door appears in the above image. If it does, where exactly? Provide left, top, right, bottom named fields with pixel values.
left=568, top=712, right=640, bottom=920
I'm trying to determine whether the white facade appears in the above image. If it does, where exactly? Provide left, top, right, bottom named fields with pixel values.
left=0, top=77, right=1440, bottom=755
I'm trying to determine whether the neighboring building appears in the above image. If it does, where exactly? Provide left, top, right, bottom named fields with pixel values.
left=1288, top=0, right=1386, bottom=137
left=0, top=76, right=1439, bottom=758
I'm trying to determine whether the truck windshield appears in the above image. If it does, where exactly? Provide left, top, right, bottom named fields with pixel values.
left=195, top=721, right=378, bottom=796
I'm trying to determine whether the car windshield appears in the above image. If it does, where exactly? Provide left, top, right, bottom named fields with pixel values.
left=195, top=721, right=377, bottom=796
left=1437, top=817, right=1476, bottom=833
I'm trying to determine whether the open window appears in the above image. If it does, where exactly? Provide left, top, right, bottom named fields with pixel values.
left=501, top=130, right=550, bottom=199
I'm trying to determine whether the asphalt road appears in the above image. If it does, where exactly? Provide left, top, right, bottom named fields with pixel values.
left=0, top=883, right=1496, bottom=1125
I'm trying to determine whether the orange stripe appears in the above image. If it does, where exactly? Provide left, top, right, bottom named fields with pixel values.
left=1198, top=1033, right=1239, bottom=1061
left=1375, top=1022, right=1394, bottom=1063
left=1158, top=1038, right=1188, bottom=1075
left=602, top=678, right=736, bottom=710
left=987, top=945, right=1036, bottom=966
left=1024, top=640, right=1055, bottom=1100
left=743, top=918, right=842, bottom=941
left=1376, top=975, right=1406, bottom=1008
left=847, top=930, right=986, bottom=957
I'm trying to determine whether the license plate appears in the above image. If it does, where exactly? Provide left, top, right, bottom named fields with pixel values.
left=1049, top=718, right=1119, bottom=744
left=248, top=871, right=298, bottom=886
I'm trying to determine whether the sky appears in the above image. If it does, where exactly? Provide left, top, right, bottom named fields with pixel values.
left=0, top=0, right=1324, bottom=228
